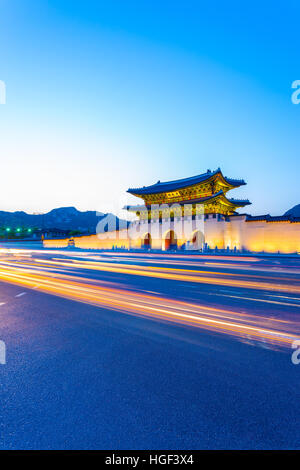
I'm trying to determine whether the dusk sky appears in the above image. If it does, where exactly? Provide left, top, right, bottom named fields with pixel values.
left=0, top=1, right=299, bottom=216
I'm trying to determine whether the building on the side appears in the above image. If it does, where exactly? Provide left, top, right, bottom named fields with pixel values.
left=43, top=168, right=300, bottom=254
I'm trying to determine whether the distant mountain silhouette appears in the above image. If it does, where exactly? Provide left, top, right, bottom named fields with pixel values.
left=0, top=207, right=128, bottom=233
left=284, top=204, right=300, bottom=218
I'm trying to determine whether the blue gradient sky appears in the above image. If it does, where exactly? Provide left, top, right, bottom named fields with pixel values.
left=0, top=1, right=299, bottom=216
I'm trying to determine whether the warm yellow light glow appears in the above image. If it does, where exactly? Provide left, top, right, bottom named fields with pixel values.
left=0, top=256, right=298, bottom=350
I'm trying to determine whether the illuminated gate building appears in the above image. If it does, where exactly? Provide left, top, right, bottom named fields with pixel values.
left=125, top=168, right=251, bottom=251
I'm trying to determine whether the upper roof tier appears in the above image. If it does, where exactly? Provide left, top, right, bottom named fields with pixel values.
left=127, top=168, right=246, bottom=196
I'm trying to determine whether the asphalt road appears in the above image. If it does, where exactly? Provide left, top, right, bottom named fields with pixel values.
left=0, top=246, right=299, bottom=449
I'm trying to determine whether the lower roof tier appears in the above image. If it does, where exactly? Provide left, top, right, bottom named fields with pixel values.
left=124, top=191, right=251, bottom=216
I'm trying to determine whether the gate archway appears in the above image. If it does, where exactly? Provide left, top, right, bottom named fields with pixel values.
left=190, top=230, right=205, bottom=250
left=163, top=230, right=177, bottom=251
left=142, top=232, right=152, bottom=249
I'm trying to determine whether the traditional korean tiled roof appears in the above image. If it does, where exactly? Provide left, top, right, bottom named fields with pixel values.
left=127, top=169, right=246, bottom=196
left=245, top=214, right=270, bottom=222
left=246, top=215, right=300, bottom=223
left=124, top=191, right=251, bottom=210
left=228, top=198, right=251, bottom=207
left=265, top=216, right=292, bottom=223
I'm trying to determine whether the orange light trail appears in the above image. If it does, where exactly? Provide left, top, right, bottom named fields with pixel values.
left=0, top=259, right=298, bottom=350
left=23, top=257, right=300, bottom=295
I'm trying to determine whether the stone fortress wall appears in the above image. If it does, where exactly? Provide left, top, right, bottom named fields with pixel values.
left=43, top=214, right=300, bottom=254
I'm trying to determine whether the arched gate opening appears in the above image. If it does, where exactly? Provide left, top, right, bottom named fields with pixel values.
left=163, top=230, right=177, bottom=251
left=142, top=233, right=152, bottom=249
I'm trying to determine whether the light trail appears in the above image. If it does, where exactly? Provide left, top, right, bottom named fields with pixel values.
left=2, top=247, right=300, bottom=273
left=17, top=257, right=300, bottom=295
left=0, top=260, right=298, bottom=350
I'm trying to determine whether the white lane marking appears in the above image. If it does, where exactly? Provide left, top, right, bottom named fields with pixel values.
left=220, top=289, right=243, bottom=295
left=211, top=292, right=300, bottom=308
left=0, top=302, right=6, bottom=306
left=266, top=294, right=300, bottom=302
left=15, top=292, right=26, bottom=297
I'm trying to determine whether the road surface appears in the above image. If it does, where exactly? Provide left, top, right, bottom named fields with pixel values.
left=0, top=246, right=299, bottom=449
